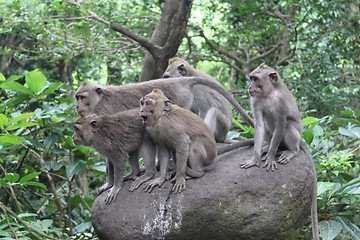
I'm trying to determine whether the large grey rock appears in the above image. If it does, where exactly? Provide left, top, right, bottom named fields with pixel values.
left=91, top=146, right=316, bottom=240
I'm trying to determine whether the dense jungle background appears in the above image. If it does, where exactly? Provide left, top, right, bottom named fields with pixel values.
left=0, top=0, right=359, bottom=239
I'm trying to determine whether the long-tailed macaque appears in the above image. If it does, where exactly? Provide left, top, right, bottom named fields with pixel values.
left=74, top=77, right=254, bottom=130
left=72, top=109, right=156, bottom=204
left=239, top=63, right=319, bottom=240
left=139, top=89, right=217, bottom=193
left=162, top=57, right=232, bottom=142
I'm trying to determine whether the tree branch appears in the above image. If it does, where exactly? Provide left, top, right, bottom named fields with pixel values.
left=0, top=201, right=61, bottom=240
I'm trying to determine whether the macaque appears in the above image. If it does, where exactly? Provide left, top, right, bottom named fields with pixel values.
left=75, top=77, right=254, bottom=132
left=72, top=109, right=156, bottom=204
left=139, top=89, right=217, bottom=193
left=239, top=63, right=319, bottom=240
left=162, top=57, right=232, bottom=142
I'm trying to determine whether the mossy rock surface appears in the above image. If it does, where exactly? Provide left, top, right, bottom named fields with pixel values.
left=92, top=146, right=315, bottom=240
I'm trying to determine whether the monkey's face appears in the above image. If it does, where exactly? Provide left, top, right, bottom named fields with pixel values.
left=248, top=76, right=263, bottom=97
left=75, top=86, right=104, bottom=116
left=139, top=96, right=158, bottom=126
left=72, top=123, right=93, bottom=146
left=139, top=89, right=172, bottom=126
left=162, top=63, right=187, bottom=78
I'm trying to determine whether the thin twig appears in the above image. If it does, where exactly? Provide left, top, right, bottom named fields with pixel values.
left=0, top=201, right=60, bottom=240
left=0, top=204, right=18, bottom=239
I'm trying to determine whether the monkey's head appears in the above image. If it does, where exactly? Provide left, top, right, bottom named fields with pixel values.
left=248, top=63, right=280, bottom=98
left=72, top=115, right=99, bottom=146
left=162, top=57, right=189, bottom=78
left=139, top=89, right=172, bottom=126
left=75, top=81, right=105, bottom=116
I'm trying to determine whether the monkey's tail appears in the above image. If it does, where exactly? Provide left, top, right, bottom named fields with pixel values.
left=300, top=140, right=320, bottom=240
left=217, top=139, right=254, bottom=155
left=186, top=77, right=255, bottom=127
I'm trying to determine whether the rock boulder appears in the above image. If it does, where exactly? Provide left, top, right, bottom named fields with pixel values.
left=91, top=146, right=316, bottom=240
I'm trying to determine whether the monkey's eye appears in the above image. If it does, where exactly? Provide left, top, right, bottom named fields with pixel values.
left=250, top=76, right=258, bottom=82
left=73, top=125, right=78, bottom=131
left=146, top=101, right=151, bottom=106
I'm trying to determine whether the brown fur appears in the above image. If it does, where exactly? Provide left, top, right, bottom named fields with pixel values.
left=72, top=109, right=156, bottom=203
left=139, top=89, right=217, bottom=193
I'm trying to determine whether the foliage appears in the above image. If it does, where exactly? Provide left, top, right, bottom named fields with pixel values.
left=302, top=110, right=360, bottom=239
left=0, top=70, right=102, bottom=239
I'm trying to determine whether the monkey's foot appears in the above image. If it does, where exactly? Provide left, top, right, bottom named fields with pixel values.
left=124, top=172, right=139, bottom=181
left=143, top=177, right=165, bottom=193
left=129, top=173, right=155, bottom=192
left=278, top=150, right=296, bottom=164
left=105, top=186, right=121, bottom=204
left=263, top=159, right=277, bottom=171
left=239, top=159, right=260, bottom=169
left=171, top=175, right=186, bottom=193
left=98, top=183, right=113, bottom=196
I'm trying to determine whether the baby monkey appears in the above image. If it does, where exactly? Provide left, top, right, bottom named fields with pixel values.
left=139, top=89, right=217, bottom=193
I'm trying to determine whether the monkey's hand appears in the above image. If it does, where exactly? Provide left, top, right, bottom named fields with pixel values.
left=105, top=186, right=121, bottom=204
left=143, top=177, right=165, bottom=193
left=262, top=156, right=277, bottom=171
left=171, top=174, right=186, bottom=194
left=98, top=183, right=113, bottom=196
left=239, top=157, right=260, bottom=169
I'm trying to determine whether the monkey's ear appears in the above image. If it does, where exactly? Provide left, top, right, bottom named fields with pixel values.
left=269, top=72, right=278, bottom=82
left=95, top=87, right=105, bottom=97
left=178, top=64, right=187, bottom=76
left=164, top=100, right=172, bottom=112
left=90, top=120, right=99, bottom=132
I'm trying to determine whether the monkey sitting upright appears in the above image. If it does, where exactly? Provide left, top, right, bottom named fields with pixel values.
left=72, top=110, right=156, bottom=204
left=239, top=63, right=319, bottom=240
left=139, top=89, right=217, bottom=194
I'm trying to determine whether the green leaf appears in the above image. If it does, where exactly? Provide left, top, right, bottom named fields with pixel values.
left=66, top=160, right=87, bottom=177
left=8, top=113, right=34, bottom=125
left=0, top=134, right=25, bottom=144
left=74, top=222, right=92, bottom=233
left=25, top=69, right=47, bottom=94
left=318, top=220, right=342, bottom=240
left=339, top=127, right=360, bottom=139
left=341, top=110, right=354, bottom=117
left=41, top=219, right=53, bottom=229
left=0, top=114, right=9, bottom=129
left=5, top=173, right=19, bottom=183
left=0, top=72, right=5, bottom=82
left=336, top=217, right=360, bottom=239
left=0, top=81, right=33, bottom=95
left=22, top=181, right=47, bottom=189
left=302, top=117, right=318, bottom=126
left=44, top=134, right=59, bottom=148
left=7, top=75, right=23, bottom=82
left=302, top=130, right=314, bottom=145
left=19, top=172, right=42, bottom=184
left=6, top=122, right=37, bottom=131
left=317, top=182, right=337, bottom=196
left=232, top=118, right=247, bottom=131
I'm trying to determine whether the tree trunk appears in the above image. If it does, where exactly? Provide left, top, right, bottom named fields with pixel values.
left=139, top=0, right=192, bottom=81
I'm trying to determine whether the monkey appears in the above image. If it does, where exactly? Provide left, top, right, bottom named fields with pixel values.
left=239, top=63, right=319, bottom=240
left=72, top=109, right=156, bottom=204
left=162, top=57, right=232, bottom=142
left=139, top=88, right=217, bottom=193
left=74, top=77, right=254, bottom=131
